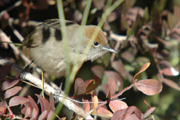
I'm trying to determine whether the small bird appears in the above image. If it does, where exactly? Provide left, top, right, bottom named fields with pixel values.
left=22, top=19, right=116, bottom=77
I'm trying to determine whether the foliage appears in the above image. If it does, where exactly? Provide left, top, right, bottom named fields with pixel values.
left=0, top=0, right=180, bottom=119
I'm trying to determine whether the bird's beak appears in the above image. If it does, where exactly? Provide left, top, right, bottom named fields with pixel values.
left=102, top=47, right=117, bottom=53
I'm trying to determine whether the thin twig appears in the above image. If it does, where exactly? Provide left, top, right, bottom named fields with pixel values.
left=8, top=21, right=24, bottom=42
left=110, top=32, right=127, bottom=42
left=0, top=0, right=22, bottom=18
left=8, top=18, right=41, bottom=27
left=111, top=80, right=137, bottom=99
left=0, top=29, right=31, bottom=63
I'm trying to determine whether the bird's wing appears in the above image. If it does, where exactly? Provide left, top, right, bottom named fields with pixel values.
left=22, top=19, right=78, bottom=48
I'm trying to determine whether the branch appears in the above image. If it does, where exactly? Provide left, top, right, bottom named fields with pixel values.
left=110, top=32, right=127, bottom=42
left=0, top=57, right=93, bottom=119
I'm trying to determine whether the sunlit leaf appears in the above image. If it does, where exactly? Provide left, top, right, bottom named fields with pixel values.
left=24, top=107, right=31, bottom=118
left=4, top=86, right=22, bottom=99
left=161, top=67, right=179, bottom=76
left=9, top=96, right=29, bottom=107
left=47, top=110, right=54, bottom=120
left=135, top=79, right=163, bottom=95
left=143, top=107, right=156, bottom=118
left=91, top=94, right=98, bottom=115
left=38, top=110, right=48, bottom=120
left=134, top=62, right=150, bottom=80
left=95, top=107, right=113, bottom=118
left=2, top=78, right=20, bottom=91
left=109, top=100, right=128, bottom=113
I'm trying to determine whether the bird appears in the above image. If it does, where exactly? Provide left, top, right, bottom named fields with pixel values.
left=22, top=19, right=116, bottom=77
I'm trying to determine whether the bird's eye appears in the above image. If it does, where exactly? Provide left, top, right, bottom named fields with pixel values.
left=94, top=42, right=99, bottom=46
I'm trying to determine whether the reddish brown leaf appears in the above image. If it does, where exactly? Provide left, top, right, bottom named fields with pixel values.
left=21, top=102, right=32, bottom=116
left=143, top=107, right=156, bottom=118
left=0, top=63, right=12, bottom=81
left=161, top=67, right=179, bottom=76
left=111, top=109, right=126, bottom=120
left=36, top=94, right=50, bottom=113
left=82, top=98, right=90, bottom=112
left=2, top=78, right=20, bottom=91
left=135, top=79, right=163, bottom=95
left=91, top=65, right=104, bottom=79
left=4, top=86, right=22, bottom=99
left=123, top=114, right=140, bottom=120
left=47, top=110, right=54, bottom=120
left=85, top=79, right=98, bottom=93
left=134, top=62, right=150, bottom=80
left=105, top=71, right=123, bottom=90
left=121, top=51, right=135, bottom=63
left=106, top=90, right=111, bottom=99
left=74, top=77, right=100, bottom=96
left=24, top=107, right=31, bottom=118
left=109, top=100, right=128, bottom=113
left=163, top=78, right=180, bottom=91
left=31, top=108, right=38, bottom=119
left=9, top=96, right=29, bottom=107
left=95, top=107, right=113, bottom=118
left=108, top=12, right=118, bottom=22
left=28, top=96, right=39, bottom=119
left=0, top=101, right=6, bottom=114
left=22, top=103, right=38, bottom=120
left=38, top=110, right=48, bottom=120
left=49, top=93, right=55, bottom=111
left=126, top=106, right=142, bottom=119
left=112, top=60, right=127, bottom=78
left=102, top=84, right=108, bottom=96
left=91, top=94, right=99, bottom=115
left=112, top=60, right=133, bottom=81
left=106, top=77, right=117, bottom=98
left=111, top=106, right=142, bottom=120
left=92, top=0, right=105, bottom=10
left=104, top=71, right=124, bottom=98
left=74, top=78, right=86, bottom=96
left=159, top=60, right=171, bottom=67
